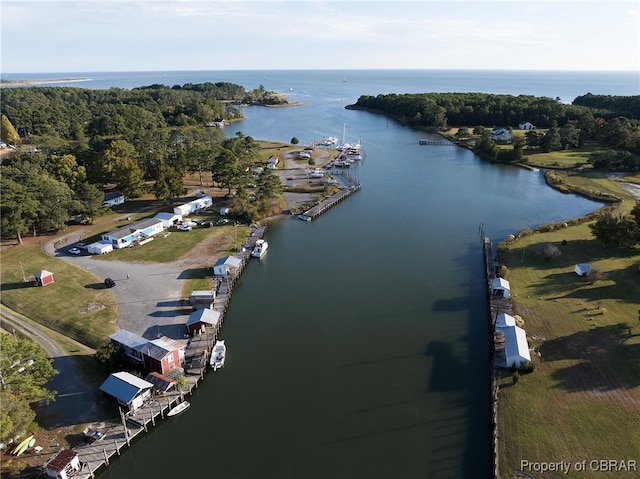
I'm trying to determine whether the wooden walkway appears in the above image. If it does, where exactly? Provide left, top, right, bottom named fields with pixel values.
left=299, top=171, right=361, bottom=221
left=418, top=139, right=456, bottom=146
left=480, top=222, right=509, bottom=479
left=67, top=224, right=268, bottom=478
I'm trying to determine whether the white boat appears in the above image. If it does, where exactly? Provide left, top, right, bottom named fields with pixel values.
left=251, top=239, right=268, bottom=258
left=309, top=168, right=324, bottom=178
left=167, top=401, right=190, bottom=417
left=211, top=340, right=226, bottom=370
left=297, top=214, right=311, bottom=222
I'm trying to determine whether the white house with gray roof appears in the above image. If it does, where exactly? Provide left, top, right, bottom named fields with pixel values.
left=101, top=217, right=164, bottom=248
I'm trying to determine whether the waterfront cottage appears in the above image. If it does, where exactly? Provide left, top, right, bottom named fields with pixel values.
left=491, top=277, right=511, bottom=298
left=213, top=255, right=242, bottom=276
left=99, top=371, right=154, bottom=412
left=189, top=290, right=216, bottom=310
left=495, top=312, right=531, bottom=368
left=144, top=372, right=176, bottom=394
left=44, top=449, right=81, bottom=479
left=186, top=308, right=222, bottom=335
left=109, top=329, right=147, bottom=362
left=141, top=342, right=181, bottom=375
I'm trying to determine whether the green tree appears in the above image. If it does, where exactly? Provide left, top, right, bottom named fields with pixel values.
left=0, top=334, right=57, bottom=444
left=291, top=137, right=299, bottom=145
left=0, top=176, right=39, bottom=243
left=590, top=213, right=640, bottom=247
left=153, top=165, right=185, bottom=202
left=48, top=154, right=87, bottom=190
left=1, top=114, right=21, bottom=145
left=75, top=182, right=106, bottom=219
left=211, top=148, right=240, bottom=194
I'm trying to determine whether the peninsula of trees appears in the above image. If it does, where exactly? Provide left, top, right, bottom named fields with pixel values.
left=0, top=82, right=288, bottom=243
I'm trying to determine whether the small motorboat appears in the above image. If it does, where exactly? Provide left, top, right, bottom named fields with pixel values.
left=167, top=401, right=190, bottom=417
left=211, top=340, right=226, bottom=370
left=251, top=239, right=269, bottom=258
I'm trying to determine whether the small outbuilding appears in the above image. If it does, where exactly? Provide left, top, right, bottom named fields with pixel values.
left=87, top=241, right=113, bottom=255
left=219, top=207, right=230, bottom=216
left=575, top=263, right=592, bottom=277
left=144, top=372, right=176, bottom=394
left=102, top=191, right=126, bottom=208
left=34, top=270, right=55, bottom=287
left=44, top=449, right=81, bottom=479
left=99, top=371, right=154, bottom=412
left=491, top=277, right=511, bottom=299
left=154, top=212, right=183, bottom=228
left=189, top=290, right=216, bottom=310
left=186, top=308, right=222, bottom=335
left=213, top=255, right=242, bottom=276
left=495, top=324, right=531, bottom=369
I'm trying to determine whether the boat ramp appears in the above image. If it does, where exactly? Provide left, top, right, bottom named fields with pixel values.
left=66, top=225, right=268, bottom=479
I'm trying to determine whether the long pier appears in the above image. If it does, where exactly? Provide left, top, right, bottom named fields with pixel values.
left=480, top=223, right=507, bottom=479
left=418, top=139, right=455, bottom=146
left=299, top=171, right=361, bottom=221
left=67, top=224, right=268, bottom=478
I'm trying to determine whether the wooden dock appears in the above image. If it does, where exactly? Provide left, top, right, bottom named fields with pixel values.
left=66, top=224, right=268, bottom=478
left=418, top=139, right=455, bottom=146
left=299, top=171, right=361, bottom=221
left=480, top=222, right=507, bottom=479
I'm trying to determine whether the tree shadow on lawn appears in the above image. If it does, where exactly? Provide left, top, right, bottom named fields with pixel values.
left=509, top=239, right=639, bottom=271
left=541, top=323, right=640, bottom=391
left=0, top=281, right=37, bottom=291
left=178, top=267, right=212, bottom=280
left=527, top=262, right=640, bottom=304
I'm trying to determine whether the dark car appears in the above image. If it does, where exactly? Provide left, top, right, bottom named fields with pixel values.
left=104, top=278, right=116, bottom=288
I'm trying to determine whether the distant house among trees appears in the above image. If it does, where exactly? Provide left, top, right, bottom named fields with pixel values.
left=490, top=127, right=512, bottom=143
left=102, top=191, right=126, bottom=207
left=518, top=121, right=536, bottom=130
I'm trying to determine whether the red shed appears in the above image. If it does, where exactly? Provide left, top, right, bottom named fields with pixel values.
left=35, top=270, right=55, bottom=287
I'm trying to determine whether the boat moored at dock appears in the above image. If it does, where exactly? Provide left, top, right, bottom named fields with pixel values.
left=167, top=401, right=190, bottom=417
left=251, top=239, right=269, bottom=258
left=211, top=340, right=226, bottom=370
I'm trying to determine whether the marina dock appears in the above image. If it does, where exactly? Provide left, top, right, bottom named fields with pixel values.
left=66, top=224, right=268, bottom=478
left=480, top=223, right=506, bottom=479
left=299, top=171, right=361, bottom=221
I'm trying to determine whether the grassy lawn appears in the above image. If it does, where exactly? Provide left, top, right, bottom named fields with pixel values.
left=496, top=222, right=640, bottom=478
left=0, top=245, right=118, bottom=348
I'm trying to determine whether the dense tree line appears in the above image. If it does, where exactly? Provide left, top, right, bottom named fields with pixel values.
left=0, top=83, right=290, bottom=241
left=0, top=334, right=57, bottom=445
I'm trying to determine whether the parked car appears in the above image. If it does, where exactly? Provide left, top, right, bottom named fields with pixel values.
left=178, top=224, right=192, bottom=231
left=104, top=278, right=116, bottom=288
left=216, top=218, right=229, bottom=225
left=200, top=221, right=213, bottom=228
left=68, top=248, right=81, bottom=255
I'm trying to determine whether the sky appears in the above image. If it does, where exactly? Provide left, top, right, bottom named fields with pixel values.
left=1, top=0, right=639, bottom=73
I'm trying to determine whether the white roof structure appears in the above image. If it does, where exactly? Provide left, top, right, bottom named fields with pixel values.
left=497, top=324, right=531, bottom=368
left=496, top=312, right=516, bottom=328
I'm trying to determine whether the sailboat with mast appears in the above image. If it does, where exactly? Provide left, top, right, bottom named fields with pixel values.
left=336, top=123, right=363, bottom=161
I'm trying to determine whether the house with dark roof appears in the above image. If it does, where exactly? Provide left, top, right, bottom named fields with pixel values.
left=102, top=191, right=126, bottom=207
left=144, top=371, right=176, bottom=394
left=43, top=449, right=81, bottom=479
left=99, top=371, right=153, bottom=412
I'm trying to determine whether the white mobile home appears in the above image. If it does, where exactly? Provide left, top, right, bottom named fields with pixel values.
left=173, top=196, right=212, bottom=216
left=101, top=218, right=164, bottom=249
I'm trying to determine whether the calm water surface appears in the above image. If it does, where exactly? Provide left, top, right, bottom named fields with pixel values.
left=69, top=70, right=615, bottom=479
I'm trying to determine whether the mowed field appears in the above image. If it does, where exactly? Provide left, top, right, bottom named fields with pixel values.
left=496, top=221, right=640, bottom=478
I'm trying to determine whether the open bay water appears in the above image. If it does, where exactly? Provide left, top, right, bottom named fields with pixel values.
left=28, top=70, right=634, bottom=478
